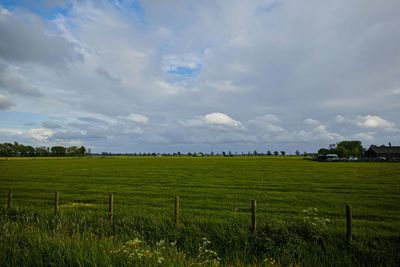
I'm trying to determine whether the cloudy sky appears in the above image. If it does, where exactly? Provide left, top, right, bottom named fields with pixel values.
left=0, top=0, right=399, bottom=153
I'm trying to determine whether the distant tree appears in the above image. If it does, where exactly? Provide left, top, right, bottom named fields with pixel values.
left=0, top=143, right=16, bottom=156
left=51, top=146, right=66, bottom=156
left=273, top=151, right=279, bottom=156
left=25, top=146, right=35, bottom=156
left=222, top=151, right=226, bottom=157
left=78, top=146, right=86, bottom=156
left=66, top=146, right=79, bottom=156
left=253, top=150, right=258, bottom=156
left=267, top=150, right=272, bottom=156
left=35, top=146, right=49, bottom=156
left=295, top=150, right=300, bottom=156
left=280, top=151, right=286, bottom=156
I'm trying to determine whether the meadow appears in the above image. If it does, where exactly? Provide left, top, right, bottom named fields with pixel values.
left=0, top=156, right=399, bottom=266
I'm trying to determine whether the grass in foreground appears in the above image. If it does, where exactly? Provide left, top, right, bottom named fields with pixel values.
left=1, top=207, right=399, bottom=266
left=0, top=156, right=399, bottom=266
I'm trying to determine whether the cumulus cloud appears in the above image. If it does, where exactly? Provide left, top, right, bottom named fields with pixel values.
left=0, top=94, right=14, bottom=109
left=124, top=113, right=149, bottom=124
left=355, top=115, right=395, bottom=129
left=202, top=112, right=242, bottom=128
left=26, top=128, right=54, bottom=142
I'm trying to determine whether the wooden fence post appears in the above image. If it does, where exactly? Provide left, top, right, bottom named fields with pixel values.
left=251, top=200, right=256, bottom=234
left=174, top=196, right=180, bottom=224
left=54, top=192, right=59, bottom=215
left=108, top=193, right=113, bottom=225
left=7, top=190, right=12, bottom=209
left=346, top=204, right=352, bottom=242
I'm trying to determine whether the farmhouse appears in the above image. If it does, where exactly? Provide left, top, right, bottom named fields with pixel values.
left=365, top=145, right=400, bottom=161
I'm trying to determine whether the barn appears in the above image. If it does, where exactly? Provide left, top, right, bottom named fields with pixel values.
left=365, top=145, right=400, bottom=161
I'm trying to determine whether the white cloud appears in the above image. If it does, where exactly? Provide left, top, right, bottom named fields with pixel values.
left=312, top=125, right=343, bottom=141
left=27, top=128, right=54, bottom=142
left=155, top=80, right=181, bottom=95
left=0, top=127, right=54, bottom=143
left=351, top=132, right=374, bottom=141
left=125, top=113, right=149, bottom=124
left=335, top=115, right=346, bottom=123
left=355, top=115, right=395, bottom=129
left=202, top=112, right=242, bottom=128
left=304, top=118, right=320, bottom=125
left=207, top=80, right=241, bottom=92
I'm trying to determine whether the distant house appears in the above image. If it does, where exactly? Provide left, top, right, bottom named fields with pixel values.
left=316, top=154, right=339, bottom=161
left=365, top=145, right=400, bottom=161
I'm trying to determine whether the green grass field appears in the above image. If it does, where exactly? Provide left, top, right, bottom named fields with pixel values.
left=1, top=156, right=399, bottom=266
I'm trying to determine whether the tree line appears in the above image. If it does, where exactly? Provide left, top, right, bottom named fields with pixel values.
left=318, top=141, right=363, bottom=158
left=0, top=142, right=86, bottom=157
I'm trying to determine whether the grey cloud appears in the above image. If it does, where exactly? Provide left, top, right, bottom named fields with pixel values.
left=1, top=1, right=400, bottom=153
left=42, top=121, right=62, bottom=129
left=78, top=117, right=110, bottom=124
left=0, top=63, right=43, bottom=97
left=96, top=67, right=121, bottom=83
left=0, top=6, right=78, bottom=67
left=51, top=130, right=86, bottom=140
left=0, top=94, right=14, bottom=109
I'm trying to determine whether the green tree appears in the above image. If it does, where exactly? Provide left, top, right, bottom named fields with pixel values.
left=318, top=148, right=330, bottom=155
left=336, top=141, right=363, bottom=158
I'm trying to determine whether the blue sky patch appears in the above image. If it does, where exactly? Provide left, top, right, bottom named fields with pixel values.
left=0, top=0, right=70, bottom=19
left=0, top=111, right=48, bottom=129
left=167, top=66, right=202, bottom=77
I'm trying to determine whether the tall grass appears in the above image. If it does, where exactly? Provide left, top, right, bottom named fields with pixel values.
left=0, top=207, right=399, bottom=266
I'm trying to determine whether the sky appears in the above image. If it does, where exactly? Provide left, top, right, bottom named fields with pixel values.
left=0, top=0, right=399, bottom=153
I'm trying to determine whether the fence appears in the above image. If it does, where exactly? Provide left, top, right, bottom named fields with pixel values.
left=4, top=189, right=353, bottom=242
